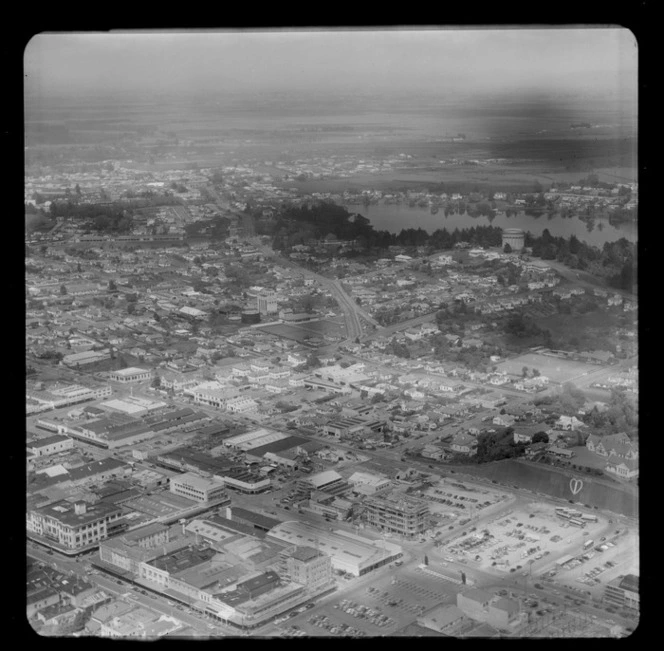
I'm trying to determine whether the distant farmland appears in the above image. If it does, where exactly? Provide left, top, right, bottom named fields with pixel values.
left=496, top=353, right=599, bottom=384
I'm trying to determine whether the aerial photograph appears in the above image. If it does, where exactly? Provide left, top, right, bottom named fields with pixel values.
left=25, top=27, right=638, bottom=638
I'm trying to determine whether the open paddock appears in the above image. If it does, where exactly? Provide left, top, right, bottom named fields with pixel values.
left=495, top=353, right=600, bottom=384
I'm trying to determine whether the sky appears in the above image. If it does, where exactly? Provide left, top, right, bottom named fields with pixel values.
left=24, top=27, right=638, bottom=99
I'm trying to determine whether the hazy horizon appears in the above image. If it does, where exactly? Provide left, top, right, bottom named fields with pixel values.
left=24, top=28, right=638, bottom=102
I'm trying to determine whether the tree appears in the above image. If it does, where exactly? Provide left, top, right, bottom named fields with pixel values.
left=503, top=243, right=512, bottom=254
left=522, top=366, right=529, bottom=378
left=532, top=431, right=549, bottom=444
left=151, top=375, right=161, bottom=389
left=108, top=280, right=117, bottom=292
left=59, top=284, right=67, bottom=295
left=75, top=183, right=81, bottom=196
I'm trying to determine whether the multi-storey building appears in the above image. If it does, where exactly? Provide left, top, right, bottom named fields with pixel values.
left=362, top=493, right=429, bottom=539
left=278, top=546, right=334, bottom=593
left=169, top=472, right=229, bottom=504
left=27, top=500, right=125, bottom=552
left=604, top=574, right=639, bottom=610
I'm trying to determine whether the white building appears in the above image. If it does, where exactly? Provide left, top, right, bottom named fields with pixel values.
left=109, top=367, right=153, bottom=384
left=169, top=472, right=228, bottom=503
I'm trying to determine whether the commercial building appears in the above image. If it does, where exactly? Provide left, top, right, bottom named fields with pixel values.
left=362, top=493, right=429, bottom=539
left=267, top=521, right=402, bottom=576
left=604, top=574, right=639, bottom=610
left=348, top=472, right=392, bottom=495
left=456, top=589, right=522, bottom=631
left=27, top=499, right=125, bottom=552
left=109, top=367, right=153, bottom=384
left=26, top=383, right=112, bottom=411
left=278, top=546, right=334, bottom=593
left=169, top=472, right=229, bottom=504
left=27, top=434, right=74, bottom=457
left=216, top=468, right=272, bottom=494
left=501, top=228, right=525, bottom=252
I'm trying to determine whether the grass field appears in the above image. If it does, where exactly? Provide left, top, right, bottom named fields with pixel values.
left=496, top=353, right=599, bottom=384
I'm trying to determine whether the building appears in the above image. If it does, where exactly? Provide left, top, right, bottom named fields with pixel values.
left=27, top=434, right=74, bottom=457
left=347, top=471, right=392, bottom=496
left=604, top=455, right=639, bottom=480
left=450, top=432, right=478, bottom=456
left=604, top=574, right=639, bottom=610
left=418, top=604, right=467, bottom=634
left=362, top=493, right=429, bottom=539
left=501, top=228, right=525, bottom=252
left=267, top=521, right=402, bottom=577
left=27, top=499, right=125, bottom=552
left=457, top=589, right=521, bottom=631
left=169, top=472, right=229, bottom=504
left=109, top=367, right=153, bottom=384
left=257, top=293, right=279, bottom=316
left=278, top=546, right=334, bottom=593
left=225, top=506, right=282, bottom=534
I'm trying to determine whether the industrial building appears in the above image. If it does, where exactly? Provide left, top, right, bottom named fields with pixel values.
left=267, top=521, right=402, bottom=576
left=26, top=434, right=74, bottom=457
left=362, top=493, right=429, bottom=539
left=296, top=470, right=349, bottom=496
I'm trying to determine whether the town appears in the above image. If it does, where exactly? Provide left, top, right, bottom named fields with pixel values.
left=25, top=29, right=638, bottom=640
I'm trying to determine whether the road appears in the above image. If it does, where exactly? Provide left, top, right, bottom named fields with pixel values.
left=249, top=240, right=379, bottom=343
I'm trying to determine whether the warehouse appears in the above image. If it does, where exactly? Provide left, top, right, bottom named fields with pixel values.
left=267, top=521, right=402, bottom=576
left=27, top=434, right=74, bottom=457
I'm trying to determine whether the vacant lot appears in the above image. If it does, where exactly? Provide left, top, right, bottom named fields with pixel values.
left=258, top=319, right=346, bottom=345
left=496, top=353, right=599, bottom=384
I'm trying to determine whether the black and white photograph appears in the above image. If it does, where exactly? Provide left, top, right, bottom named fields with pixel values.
left=25, top=27, right=638, bottom=638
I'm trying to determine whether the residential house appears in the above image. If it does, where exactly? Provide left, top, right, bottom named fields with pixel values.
left=450, top=432, right=477, bottom=456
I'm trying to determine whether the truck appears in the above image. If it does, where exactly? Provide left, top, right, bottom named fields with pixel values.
left=583, top=539, right=594, bottom=550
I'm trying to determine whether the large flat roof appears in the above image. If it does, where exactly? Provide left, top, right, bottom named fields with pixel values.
left=34, top=499, right=122, bottom=527
left=305, top=469, right=343, bottom=489
left=267, top=521, right=401, bottom=570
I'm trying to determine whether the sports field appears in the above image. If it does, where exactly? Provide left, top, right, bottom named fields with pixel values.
left=496, top=353, right=599, bottom=384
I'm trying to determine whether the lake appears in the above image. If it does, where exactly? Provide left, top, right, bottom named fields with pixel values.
left=347, top=203, right=636, bottom=247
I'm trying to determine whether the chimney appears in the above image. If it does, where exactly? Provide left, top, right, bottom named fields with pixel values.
left=74, top=501, right=87, bottom=515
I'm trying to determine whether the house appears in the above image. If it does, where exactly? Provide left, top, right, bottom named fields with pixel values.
left=524, top=441, right=548, bottom=458
left=555, top=415, right=587, bottom=431
left=586, top=432, right=636, bottom=459
left=492, top=414, right=516, bottom=428
left=604, top=455, right=638, bottom=480
left=450, top=432, right=477, bottom=456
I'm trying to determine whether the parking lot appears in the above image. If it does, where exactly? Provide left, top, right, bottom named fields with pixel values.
left=438, top=502, right=608, bottom=576
left=549, top=528, right=638, bottom=597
